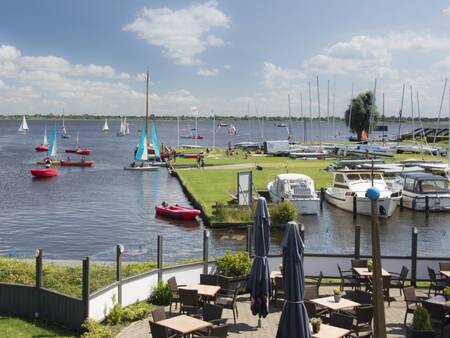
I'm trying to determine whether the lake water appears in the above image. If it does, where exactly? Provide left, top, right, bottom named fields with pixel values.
left=0, top=118, right=448, bottom=262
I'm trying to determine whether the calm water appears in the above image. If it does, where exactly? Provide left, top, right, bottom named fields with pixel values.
left=0, top=119, right=448, bottom=262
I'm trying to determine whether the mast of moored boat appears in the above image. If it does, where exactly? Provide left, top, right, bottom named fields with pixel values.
left=397, top=84, right=405, bottom=144
left=212, top=111, right=216, bottom=149
left=316, top=76, right=322, bottom=148
left=287, top=94, right=292, bottom=141
left=410, top=85, right=415, bottom=144
left=145, top=71, right=149, bottom=145
left=308, top=80, right=312, bottom=144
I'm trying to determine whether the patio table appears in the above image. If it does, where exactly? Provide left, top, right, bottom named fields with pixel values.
left=426, top=295, right=450, bottom=309
left=179, top=284, right=221, bottom=298
left=157, top=314, right=212, bottom=335
left=270, top=271, right=282, bottom=279
left=440, top=270, right=450, bottom=278
left=353, top=267, right=390, bottom=277
left=312, top=324, right=350, bottom=338
left=310, top=296, right=361, bottom=312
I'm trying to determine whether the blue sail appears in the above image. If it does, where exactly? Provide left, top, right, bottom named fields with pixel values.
left=151, top=121, right=161, bottom=160
left=135, top=124, right=147, bottom=161
left=47, top=127, right=57, bottom=157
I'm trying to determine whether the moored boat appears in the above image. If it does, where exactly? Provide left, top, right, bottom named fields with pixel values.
left=31, top=167, right=59, bottom=178
left=268, top=173, right=320, bottom=215
left=324, top=170, right=399, bottom=218
left=35, top=145, right=48, bottom=152
left=155, top=204, right=201, bottom=220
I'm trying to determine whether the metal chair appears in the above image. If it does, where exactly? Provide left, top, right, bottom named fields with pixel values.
left=215, top=288, right=239, bottom=324
left=427, top=267, right=447, bottom=296
left=337, top=264, right=358, bottom=291
left=389, top=265, right=409, bottom=296
left=179, top=288, right=200, bottom=315
left=167, top=276, right=186, bottom=313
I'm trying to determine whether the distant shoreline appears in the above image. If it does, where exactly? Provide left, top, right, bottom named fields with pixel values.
left=0, top=114, right=447, bottom=122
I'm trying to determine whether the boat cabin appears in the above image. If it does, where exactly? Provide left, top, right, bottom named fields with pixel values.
left=273, top=173, right=315, bottom=199
left=332, top=170, right=385, bottom=189
left=402, top=173, right=449, bottom=195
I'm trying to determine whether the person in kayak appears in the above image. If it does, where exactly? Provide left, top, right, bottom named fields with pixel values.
left=44, top=158, right=52, bottom=168
left=161, top=201, right=168, bottom=208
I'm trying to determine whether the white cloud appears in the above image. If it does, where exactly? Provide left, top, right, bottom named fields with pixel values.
left=223, top=64, right=231, bottom=69
left=0, top=45, right=21, bottom=61
left=261, top=62, right=305, bottom=88
left=123, top=1, right=230, bottom=65
left=197, top=67, right=219, bottom=76
left=443, top=6, right=450, bottom=15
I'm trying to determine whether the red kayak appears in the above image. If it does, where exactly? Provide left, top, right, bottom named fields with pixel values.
left=31, top=167, right=59, bottom=178
left=35, top=144, right=48, bottom=152
left=60, top=160, right=95, bottom=167
left=155, top=204, right=201, bottom=221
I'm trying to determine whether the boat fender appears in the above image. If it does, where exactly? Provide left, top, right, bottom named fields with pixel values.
left=379, top=205, right=387, bottom=216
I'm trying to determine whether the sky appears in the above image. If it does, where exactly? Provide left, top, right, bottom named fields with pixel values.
left=2, top=0, right=450, bottom=117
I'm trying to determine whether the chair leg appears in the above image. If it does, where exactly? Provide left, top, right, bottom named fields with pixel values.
left=235, top=303, right=239, bottom=318
left=428, top=284, right=432, bottom=297
left=404, top=311, right=408, bottom=325
left=169, top=302, right=172, bottom=314
left=232, top=308, right=236, bottom=324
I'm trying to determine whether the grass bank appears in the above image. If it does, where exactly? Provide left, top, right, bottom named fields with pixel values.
left=0, top=316, right=77, bottom=337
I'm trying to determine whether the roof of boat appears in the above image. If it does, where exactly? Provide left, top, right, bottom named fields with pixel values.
left=276, top=173, right=313, bottom=181
left=402, top=173, right=448, bottom=181
left=335, top=169, right=384, bottom=174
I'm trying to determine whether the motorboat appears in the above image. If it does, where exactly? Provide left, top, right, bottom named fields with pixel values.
left=155, top=204, right=201, bottom=220
left=398, top=173, right=450, bottom=211
left=124, top=162, right=158, bottom=171
left=324, top=170, right=399, bottom=218
left=31, top=167, right=59, bottom=178
left=268, top=173, right=320, bottom=215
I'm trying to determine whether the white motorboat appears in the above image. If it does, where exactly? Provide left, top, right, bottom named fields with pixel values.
left=399, top=173, right=450, bottom=211
left=268, top=173, right=320, bottom=215
left=324, top=170, right=399, bottom=218
left=124, top=163, right=158, bottom=171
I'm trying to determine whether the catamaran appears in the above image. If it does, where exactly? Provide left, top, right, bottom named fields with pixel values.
left=102, top=119, right=109, bottom=132
left=18, top=115, right=29, bottom=134
left=35, top=127, right=48, bottom=152
left=324, top=170, right=399, bottom=218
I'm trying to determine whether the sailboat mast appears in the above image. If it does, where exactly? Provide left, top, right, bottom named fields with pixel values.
left=397, top=84, right=405, bottom=143
left=145, top=71, right=149, bottom=143
left=316, top=76, right=322, bottom=147
left=433, top=78, right=447, bottom=144
left=212, top=111, right=216, bottom=149
left=308, top=80, right=312, bottom=143
left=410, top=85, right=415, bottom=143
left=327, top=79, right=330, bottom=130
left=287, top=94, right=292, bottom=140
left=332, top=76, right=336, bottom=139
left=382, top=93, right=385, bottom=146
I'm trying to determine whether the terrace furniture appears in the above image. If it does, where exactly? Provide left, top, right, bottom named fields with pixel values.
left=423, top=300, right=450, bottom=338
left=270, top=271, right=282, bottom=279
left=306, top=271, right=323, bottom=295
left=193, top=303, right=227, bottom=335
left=329, top=312, right=354, bottom=331
left=200, top=274, right=218, bottom=286
left=181, top=283, right=221, bottom=305
left=440, top=270, right=450, bottom=278
left=350, top=304, right=374, bottom=337
left=351, top=259, right=368, bottom=269
left=389, top=265, right=409, bottom=296
left=439, top=262, right=450, bottom=272
left=149, top=320, right=179, bottom=338
left=273, top=276, right=285, bottom=302
left=353, top=267, right=390, bottom=277
left=403, top=287, right=421, bottom=325
left=179, top=288, right=200, bottom=315
left=207, top=324, right=229, bottom=338
left=427, top=267, right=447, bottom=296
left=157, top=314, right=212, bottom=336
left=427, top=295, right=450, bottom=309
left=311, top=324, right=350, bottom=338
left=337, top=264, right=358, bottom=291
left=366, top=275, right=392, bottom=306
left=215, top=288, right=239, bottom=324
left=344, top=290, right=372, bottom=305
left=310, top=296, right=361, bottom=312
left=167, top=276, right=186, bottom=313
left=152, top=307, right=167, bottom=322
left=305, top=285, right=320, bottom=300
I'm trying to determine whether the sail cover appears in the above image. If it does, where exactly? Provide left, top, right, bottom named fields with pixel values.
left=135, top=125, right=148, bottom=161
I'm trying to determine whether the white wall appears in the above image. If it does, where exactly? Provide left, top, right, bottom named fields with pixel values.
left=121, top=272, right=158, bottom=308
left=89, top=285, right=118, bottom=322
left=162, top=264, right=203, bottom=285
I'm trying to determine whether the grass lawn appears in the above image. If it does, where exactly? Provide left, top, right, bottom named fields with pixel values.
left=0, top=316, right=77, bottom=338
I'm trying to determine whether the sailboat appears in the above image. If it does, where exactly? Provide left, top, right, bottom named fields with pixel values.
left=31, top=127, right=59, bottom=178
left=35, top=127, right=49, bottom=152
left=65, top=132, right=92, bottom=155
left=124, top=124, right=157, bottom=171
left=102, top=119, right=109, bottom=132
left=18, top=115, right=29, bottom=134
left=125, top=117, right=130, bottom=135
left=149, top=120, right=167, bottom=167
left=61, top=115, right=71, bottom=139
left=117, top=117, right=126, bottom=136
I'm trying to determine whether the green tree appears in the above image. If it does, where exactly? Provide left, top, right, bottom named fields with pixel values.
left=344, top=91, right=379, bottom=140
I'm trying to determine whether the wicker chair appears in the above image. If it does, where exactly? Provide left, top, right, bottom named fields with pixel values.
left=337, top=264, right=358, bottom=291
left=403, top=287, right=420, bottom=325
left=200, top=274, right=218, bottom=286
left=427, top=267, right=447, bottom=297
left=273, top=276, right=285, bottom=302
left=167, top=276, right=186, bottom=313
left=149, top=321, right=178, bottom=338
left=215, top=288, right=239, bottom=324
left=194, top=303, right=227, bottom=335
left=389, top=265, right=409, bottom=296
left=304, top=285, right=319, bottom=300
left=179, top=288, right=200, bottom=315
left=329, top=312, right=354, bottom=331
left=207, top=324, right=229, bottom=338
left=351, top=304, right=374, bottom=337
left=151, top=307, right=167, bottom=322
left=422, top=301, right=450, bottom=338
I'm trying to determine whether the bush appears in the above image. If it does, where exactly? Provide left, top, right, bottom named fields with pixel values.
left=413, top=305, right=432, bottom=331
left=81, top=319, right=113, bottom=338
left=270, top=200, right=298, bottom=225
left=150, top=281, right=172, bottom=306
left=122, top=302, right=151, bottom=322
left=216, top=251, right=251, bottom=277
left=106, top=304, right=123, bottom=325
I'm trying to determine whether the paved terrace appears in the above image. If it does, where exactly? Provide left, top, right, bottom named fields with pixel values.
left=118, top=286, right=449, bottom=337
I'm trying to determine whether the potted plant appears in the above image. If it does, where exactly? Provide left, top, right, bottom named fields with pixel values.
left=216, top=251, right=251, bottom=292
left=444, top=286, right=450, bottom=301
left=333, top=288, right=342, bottom=302
left=310, top=318, right=322, bottom=334
left=406, top=305, right=435, bottom=338
left=367, top=259, right=373, bottom=272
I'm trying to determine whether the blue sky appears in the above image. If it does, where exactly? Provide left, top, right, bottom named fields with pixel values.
left=1, top=0, right=450, bottom=116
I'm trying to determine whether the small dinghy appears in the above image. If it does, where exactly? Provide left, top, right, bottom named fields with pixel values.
left=31, top=167, right=59, bottom=178
left=155, top=203, right=201, bottom=221
left=35, top=145, right=48, bottom=152
left=124, top=164, right=158, bottom=171
left=60, top=160, right=95, bottom=167
left=65, top=148, right=92, bottom=155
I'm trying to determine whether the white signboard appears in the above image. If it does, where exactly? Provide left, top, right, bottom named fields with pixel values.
left=238, top=171, right=253, bottom=206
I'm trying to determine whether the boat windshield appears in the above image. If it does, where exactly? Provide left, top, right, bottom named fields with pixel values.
left=346, top=173, right=383, bottom=181
left=419, top=180, right=449, bottom=193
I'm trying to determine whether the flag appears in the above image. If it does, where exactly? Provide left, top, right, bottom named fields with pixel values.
left=191, top=106, right=199, bottom=116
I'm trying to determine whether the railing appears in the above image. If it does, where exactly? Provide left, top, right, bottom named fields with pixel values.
left=0, top=226, right=449, bottom=331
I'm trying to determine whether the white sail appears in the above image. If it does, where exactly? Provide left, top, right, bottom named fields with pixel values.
left=43, top=127, right=48, bottom=145
left=62, top=115, right=66, bottom=135
left=125, top=122, right=130, bottom=135
left=18, top=115, right=29, bottom=133
left=76, top=132, right=79, bottom=148
left=102, top=119, right=109, bottom=132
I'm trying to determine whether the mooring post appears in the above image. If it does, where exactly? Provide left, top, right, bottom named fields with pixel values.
left=157, top=235, right=163, bottom=282
left=116, top=244, right=123, bottom=305
left=246, top=225, right=252, bottom=255
left=353, top=195, right=357, bottom=220
left=203, top=230, right=209, bottom=275
left=300, top=224, right=305, bottom=243
left=400, top=197, right=403, bottom=210
left=320, top=188, right=324, bottom=211
left=35, top=248, right=43, bottom=289
left=354, top=225, right=361, bottom=259
left=82, top=257, right=90, bottom=319
left=425, top=196, right=429, bottom=217
left=411, top=227, right=418, bottom=287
